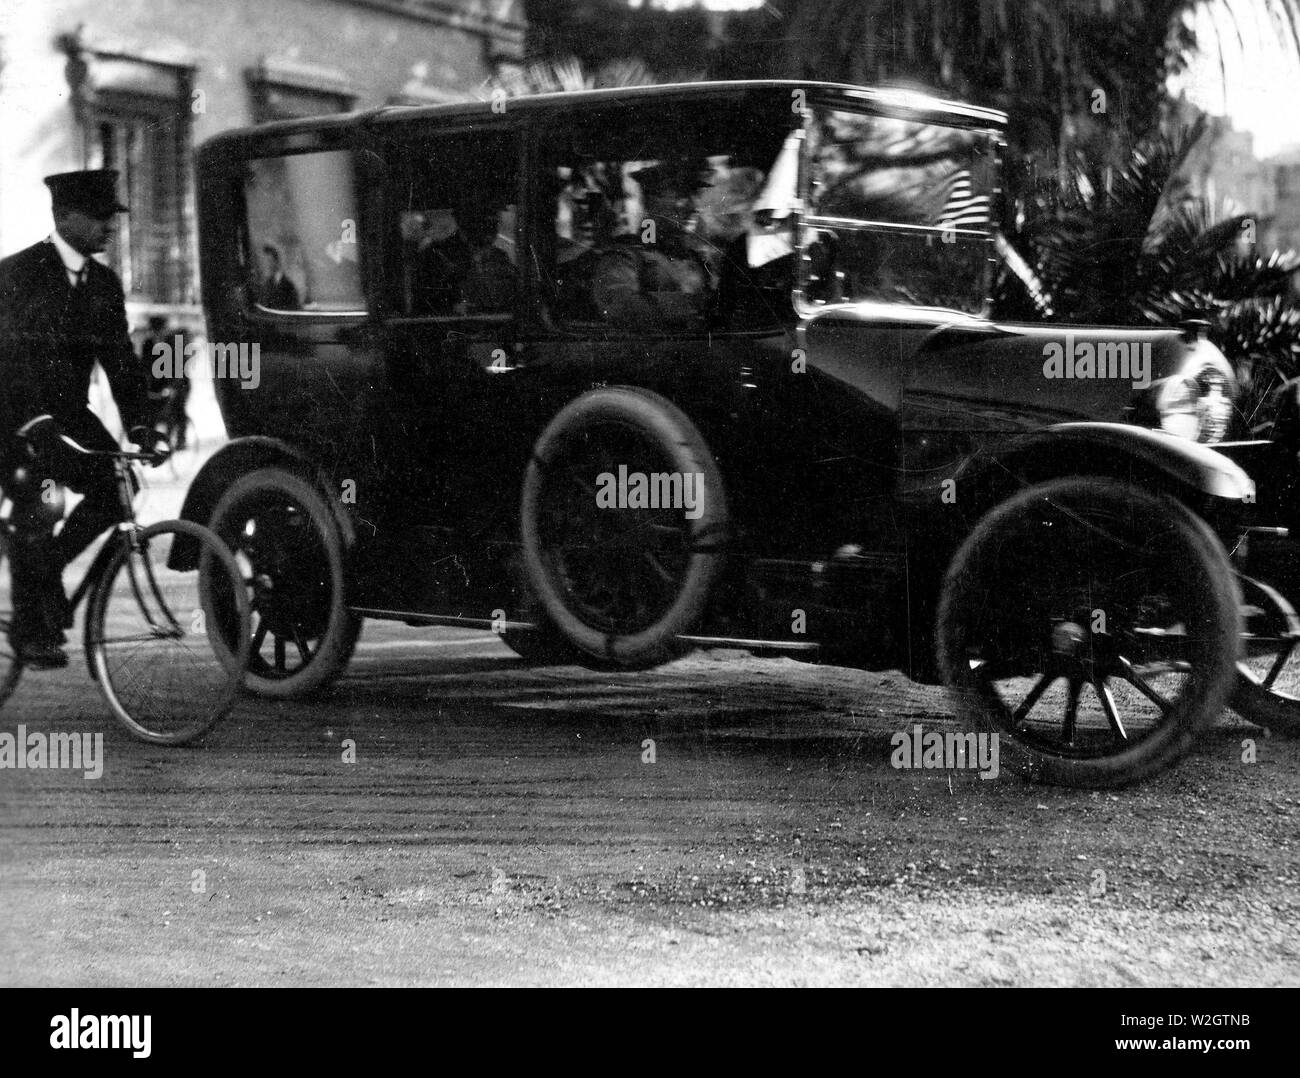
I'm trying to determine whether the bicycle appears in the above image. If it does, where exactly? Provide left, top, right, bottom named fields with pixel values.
left=0, top=432, right=252, bottom=744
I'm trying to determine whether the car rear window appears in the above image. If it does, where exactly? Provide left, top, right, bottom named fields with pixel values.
left=243, top=149, right=365, bottom=313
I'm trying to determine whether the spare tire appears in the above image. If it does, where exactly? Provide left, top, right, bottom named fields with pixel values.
left=520, top=386, right=728, bottom=669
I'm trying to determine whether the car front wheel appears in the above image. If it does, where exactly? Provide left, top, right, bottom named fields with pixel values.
left=937, top=476, right=1241, bottom=788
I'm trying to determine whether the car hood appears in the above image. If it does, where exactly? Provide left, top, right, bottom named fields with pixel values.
left=914, top=321, right=1225, bottom=429
left=800, top=304, right=1234, bottom=431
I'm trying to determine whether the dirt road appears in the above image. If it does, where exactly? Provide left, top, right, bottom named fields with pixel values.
left=2, top=624, right=1297, bottom=986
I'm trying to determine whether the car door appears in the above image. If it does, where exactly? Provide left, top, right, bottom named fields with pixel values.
left=372, top=116, right=529, bottom=549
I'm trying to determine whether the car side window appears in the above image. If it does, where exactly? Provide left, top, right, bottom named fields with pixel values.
left=543, top=105, right=797, bottom=334
left=548, top=157, right=718, bottom=333
left=390, top=130, right=518, bottom=318
left=243, top=149, right=364, bottom=313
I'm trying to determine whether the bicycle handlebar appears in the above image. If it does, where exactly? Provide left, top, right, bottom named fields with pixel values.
left=54, top=432, right=171, bottom=466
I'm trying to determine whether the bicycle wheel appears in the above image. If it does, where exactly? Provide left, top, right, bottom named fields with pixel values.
left=0, top=532, right=24, bottom=708
left=86, top=519, right=251, bottom=745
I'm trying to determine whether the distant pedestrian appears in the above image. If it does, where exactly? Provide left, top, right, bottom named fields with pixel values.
left=140, top=314, right=192, bottom=450
left=258, top=243, right=300, bottom=310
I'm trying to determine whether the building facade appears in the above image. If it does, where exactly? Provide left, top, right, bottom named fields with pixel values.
left=0, top=0, right=525, bottom=328
left=1175, top=109, right=1300, bottom=263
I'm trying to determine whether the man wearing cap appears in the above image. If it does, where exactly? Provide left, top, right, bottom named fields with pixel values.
left=0, top=169, right=163, bottom=667
left=590, top=159, right=712, bottom=331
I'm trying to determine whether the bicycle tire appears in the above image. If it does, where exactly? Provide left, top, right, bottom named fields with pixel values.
left=85, top=519, right=251, bottom=745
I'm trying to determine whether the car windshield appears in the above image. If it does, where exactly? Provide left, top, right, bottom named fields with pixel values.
left=801, top=105, right=998, bottom=315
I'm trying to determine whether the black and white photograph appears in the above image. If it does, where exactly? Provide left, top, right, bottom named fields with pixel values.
left=0, top=0, right=1297, bottom=1012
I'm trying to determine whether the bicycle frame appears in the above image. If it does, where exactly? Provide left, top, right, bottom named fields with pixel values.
left=87, top=455, right=185, bottom=643
left=3, top=437, right=186, bottom=650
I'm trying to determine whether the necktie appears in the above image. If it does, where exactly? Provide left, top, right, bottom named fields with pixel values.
left=72, top=265, right=87, bottom=290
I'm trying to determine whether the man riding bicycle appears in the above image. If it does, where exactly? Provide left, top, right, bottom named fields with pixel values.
left=0, top=169, right=167, bottom=668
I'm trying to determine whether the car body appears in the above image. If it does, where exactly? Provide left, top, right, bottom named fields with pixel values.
left=185, top=80, right=1253, bottom=786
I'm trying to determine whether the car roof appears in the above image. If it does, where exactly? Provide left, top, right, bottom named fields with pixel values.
left=198, top=79, right=1007, bottom=159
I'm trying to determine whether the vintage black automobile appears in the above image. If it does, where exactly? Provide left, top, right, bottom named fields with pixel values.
left=1217, top=391, right=1300, bottom=738
left=186, top=80, right=1255, bottom=788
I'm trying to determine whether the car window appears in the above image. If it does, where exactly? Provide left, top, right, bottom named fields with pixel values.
left=802, top=108, right=996, bottom=315
left=243, top=149, right=364, bottom=313
left=543, top=102, right=798, bottom=333
left=389, top=130, right=518, bottom=318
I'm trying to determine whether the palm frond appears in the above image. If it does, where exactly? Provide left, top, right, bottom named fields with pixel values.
left=478, top=57, right=671, bottom=101
left=1213, top=296, right=1300, bottom=432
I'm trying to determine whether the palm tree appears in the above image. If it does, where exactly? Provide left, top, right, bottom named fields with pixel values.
left=721, top=1, right=1300, bottom=184
left=993, top=121, right=1300, bottom=435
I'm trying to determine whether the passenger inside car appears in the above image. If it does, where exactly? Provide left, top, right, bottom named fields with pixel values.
left=588, top=157, right=713, bottom=331
left=402, top=209, right=471, bottom=315
left=538, top=97, right=800, bottom=331
left=399, top=201, right=519, bottom=317
left=460, top=202, right=517, bottom=314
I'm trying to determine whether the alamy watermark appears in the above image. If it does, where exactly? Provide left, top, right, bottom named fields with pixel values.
left=50, top=1010, right=150, bottom=1058
left=890, top=724, right=999, bottom=780
left=0, top=725, right=103, bottom=780
left=1042, top=332, right=1151, bottom=390
left=150, top=335, right=261, bottom=390
left=595, top=465, right=705, bottom=520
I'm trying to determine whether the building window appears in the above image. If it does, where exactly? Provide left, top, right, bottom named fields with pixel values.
left=92, top=97, right=191, bottom=305
left=59, top=34, right=197, bottom=306
left=246, top=57, right=356, bottom=123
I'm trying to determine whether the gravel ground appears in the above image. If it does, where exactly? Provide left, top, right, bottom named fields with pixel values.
left=2, top=636, right=1297, bottom=987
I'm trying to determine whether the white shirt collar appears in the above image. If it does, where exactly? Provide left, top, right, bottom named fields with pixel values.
left=49, top=230, right=88, bottom=281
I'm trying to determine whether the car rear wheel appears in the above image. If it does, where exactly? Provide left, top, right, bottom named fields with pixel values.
left=208, top=468, right=361, bottom=698
left=937, top=476, right=1241, bottom=788
left=519, top=387, right=728, bottom=669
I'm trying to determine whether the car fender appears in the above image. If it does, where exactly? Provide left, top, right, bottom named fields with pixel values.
left=955, top=421, right=1254, bottom=509
left=896, top=422, right=1252, bottom=683
left=169, top=435, right=354, bottom=570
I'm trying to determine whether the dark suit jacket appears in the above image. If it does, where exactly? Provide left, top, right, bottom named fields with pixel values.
left=0, top=240, right=149, bottom=460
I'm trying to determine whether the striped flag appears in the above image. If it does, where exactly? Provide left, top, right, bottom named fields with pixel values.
left=933, top=168, right=991, bottom=229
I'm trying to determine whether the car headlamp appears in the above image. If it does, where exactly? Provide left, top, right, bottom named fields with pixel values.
left=1157, top=364, right=1234, bottom=444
